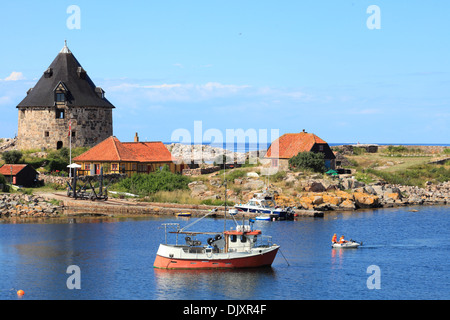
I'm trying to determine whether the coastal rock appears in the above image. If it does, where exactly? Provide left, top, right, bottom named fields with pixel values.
left=339, top=199, right=356, bottom=210
left=353, top=192, right=380, bottom=209
left=188, top=181, right=208, bottom=196
left=312, top=196, right=324, bottom=205
left=242, top=179, right=265, bottom=191
left=247, top=172, right=259, bottom=178
left=322, top=194, right=343, bottom=206
left=341, top=178, right=365, bottom=190
left=303, top=180, right=326, bottom=192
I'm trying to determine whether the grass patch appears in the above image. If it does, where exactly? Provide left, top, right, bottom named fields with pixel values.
left=144, top=190, right=201, bottom=204
left=114, top=168, right=191, bottom=196
left=200, top=199, right=235, bottom=206
left=367, top=164, right=450, bottom=187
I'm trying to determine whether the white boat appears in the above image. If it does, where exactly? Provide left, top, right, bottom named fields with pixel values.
left=235, top=192, right=294, bottom=220
left=255, top=214, right=272, bottom=221
left=332, top=240, right=362, bottom=248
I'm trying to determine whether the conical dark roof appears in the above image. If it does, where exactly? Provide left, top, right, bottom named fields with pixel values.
left=17, top=43, right=115, bottom=108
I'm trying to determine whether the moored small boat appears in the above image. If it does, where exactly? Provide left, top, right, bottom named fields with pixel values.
left=153, top=211, right=280, bottom=269
left=176, top=212, right=192, bottom=217
left=234, top=191, right=294, bottom=221
left=255, top=214, right=272, bottom=221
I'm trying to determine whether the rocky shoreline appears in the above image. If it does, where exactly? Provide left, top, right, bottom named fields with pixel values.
left=1, top=178, right=449, bottom=220
left=0, top=193, right=63, bottom=219
left=288, top=180, right=450, bottom=212
left=1, top=163, right=449, bottom=220
left=188, top=172, right=450, bottom=213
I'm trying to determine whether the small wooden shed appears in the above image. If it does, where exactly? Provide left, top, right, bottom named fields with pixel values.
left=0, top=164, right=38, bottom=187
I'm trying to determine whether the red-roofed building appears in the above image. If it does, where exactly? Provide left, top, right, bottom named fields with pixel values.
left=265, top=130, right=336, bottom=170
left=0, top=164, right=38, bottom=187
left=73, top=135, right=185, bottom=176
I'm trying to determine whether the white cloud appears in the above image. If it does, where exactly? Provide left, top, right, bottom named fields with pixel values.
left=3, top=71, right=25, bottom=81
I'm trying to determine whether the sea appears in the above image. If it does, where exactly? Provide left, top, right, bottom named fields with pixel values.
left=0, top=205, right=448, bottom=301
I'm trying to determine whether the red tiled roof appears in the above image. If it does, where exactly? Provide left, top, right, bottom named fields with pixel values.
left=122, top=142, right=173, bottom=162
left=265, top=132, right=328, bottom=159
left=0, top=164, right=28, bottom=176
left=73, top=136, right=173, bottom=163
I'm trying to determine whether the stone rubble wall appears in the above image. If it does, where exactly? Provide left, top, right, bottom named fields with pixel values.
left=0, top=193, right=62, bottom=218
left=38, top=173, right=126, bottom=186
left=182, top=166, right=221, bottom=176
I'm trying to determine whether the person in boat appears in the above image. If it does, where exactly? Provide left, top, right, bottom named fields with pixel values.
left=339, top=235, right=347, bottom=244
left=332, top=233, right=337, bottom=243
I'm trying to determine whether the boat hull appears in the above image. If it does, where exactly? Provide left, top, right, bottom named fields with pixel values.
left=153, top=245, right=279, bottom=269
left=235, top=207, right=293, bottom=220
left=332, top=241, right=361, bottom=248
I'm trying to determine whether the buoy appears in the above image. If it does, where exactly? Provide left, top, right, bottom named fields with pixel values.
left=17, top=290, right=25, bottom=297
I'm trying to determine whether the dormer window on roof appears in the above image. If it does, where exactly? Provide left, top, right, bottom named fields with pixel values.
left=53, top=81, right=69, bottom=104
left=44, top=68, right=53, bottom=78
left=77, top=67, right=86, bottom=79
left=95, top=87, right=105, bottom=99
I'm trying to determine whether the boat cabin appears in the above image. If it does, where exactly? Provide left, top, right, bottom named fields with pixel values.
left=246, top=198, right=276, bottom=209
left=223, top=226, right=262, bottom=253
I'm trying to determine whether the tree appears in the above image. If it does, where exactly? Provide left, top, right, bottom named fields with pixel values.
left=1, top=150, right=23, bottom=164
left=288, top=151, right=326, bottom=173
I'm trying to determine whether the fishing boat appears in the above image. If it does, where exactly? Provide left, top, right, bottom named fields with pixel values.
left=234, top=192, right=294, bottom=220
left=153, top=210, right=280, bottom=269
left=332, top=240, right=362, bottom=249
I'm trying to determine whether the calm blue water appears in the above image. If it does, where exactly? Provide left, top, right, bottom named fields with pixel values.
left=0, top=206, right=449, bottom=300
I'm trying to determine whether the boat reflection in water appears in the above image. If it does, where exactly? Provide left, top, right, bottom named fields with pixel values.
left=153, top=268, right=276, bottom=300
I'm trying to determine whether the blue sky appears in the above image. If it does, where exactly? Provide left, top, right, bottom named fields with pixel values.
left=0, top=0, right=449, bottom=145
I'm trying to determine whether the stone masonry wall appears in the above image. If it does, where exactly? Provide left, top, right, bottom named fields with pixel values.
left=17, top=106, right=113, bottom=150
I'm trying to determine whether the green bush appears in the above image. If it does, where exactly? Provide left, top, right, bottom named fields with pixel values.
left=48, top=159, right=68, bottom=172
left=271, top=170, right=286, bottom=182
left=289, top=151, right=326, bottom=173
left=0, top=173, right=8, bottom=192
left=1, top=150, right=23, bottom=164
left=226, top=169, right=246, bottom=181
left=353, top=147, right=366, bottom=155
left=117, top=167, right=191, bottom=195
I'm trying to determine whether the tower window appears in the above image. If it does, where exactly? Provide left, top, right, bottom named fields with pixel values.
left=45, top=131, right=49, bottom=137
left=56, top=93, right=66, bottom=102
left=56, top=109, right=65, bottom=119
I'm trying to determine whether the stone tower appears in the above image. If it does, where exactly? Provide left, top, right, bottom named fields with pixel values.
left=16, top=41, right=114, bottom=150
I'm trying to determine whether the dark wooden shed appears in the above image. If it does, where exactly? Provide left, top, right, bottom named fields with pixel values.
left=0, top=164, right=38, bottom=187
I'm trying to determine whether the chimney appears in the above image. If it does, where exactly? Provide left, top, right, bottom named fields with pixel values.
left=134, top=132, right=139, bottom=142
